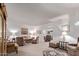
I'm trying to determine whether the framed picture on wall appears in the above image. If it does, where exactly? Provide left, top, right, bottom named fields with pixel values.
left=21, top=28, right=28, bottom=35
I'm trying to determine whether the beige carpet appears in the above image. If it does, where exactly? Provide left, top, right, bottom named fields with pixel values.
left=8, top=39, right=68, bottom=56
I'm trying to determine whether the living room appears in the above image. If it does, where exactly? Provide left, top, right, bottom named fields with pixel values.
left=0, top=3, right=79, bottom=56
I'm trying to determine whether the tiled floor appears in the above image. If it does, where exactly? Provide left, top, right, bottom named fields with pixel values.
left=8, top=39, right=68, bottom=56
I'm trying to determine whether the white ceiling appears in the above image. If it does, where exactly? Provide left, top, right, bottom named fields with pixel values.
left=5, top=3, right=79, bottom=30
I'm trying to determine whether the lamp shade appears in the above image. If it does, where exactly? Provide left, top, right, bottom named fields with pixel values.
left=62, top=25, right=69, bottom=32
left=62, top=26, right=68, bottom=31
left=62, top=31, right=67, bottom=35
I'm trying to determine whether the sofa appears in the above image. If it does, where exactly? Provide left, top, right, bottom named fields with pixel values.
left=67, top=40, right=79, bottom=56
left=67, top=45, right=79, bottom=56
left=49, top=42, right=59, bottom=48
left=25, top=38, right=33, bottom=43
left=49, top=37, right=62, bottom=48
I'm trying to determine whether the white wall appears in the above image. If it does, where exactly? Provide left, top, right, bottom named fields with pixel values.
left=7, top=24, right=40, bottom=37
left=69, top=12, right=79, bottom=38
left=39, top=14, right=78, bottom=44
left=40, top=22, right=62, bottom=38
left=40, top=14, right=69, bottom=38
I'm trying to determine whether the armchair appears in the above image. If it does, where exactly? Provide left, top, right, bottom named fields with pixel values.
left=7, top=42, right=18, bottom=54
left=32, top=36, right=39, bottom=44
left=16, top=37, right=24, bottom=46
left=44, top=35, right=52, bottom=42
